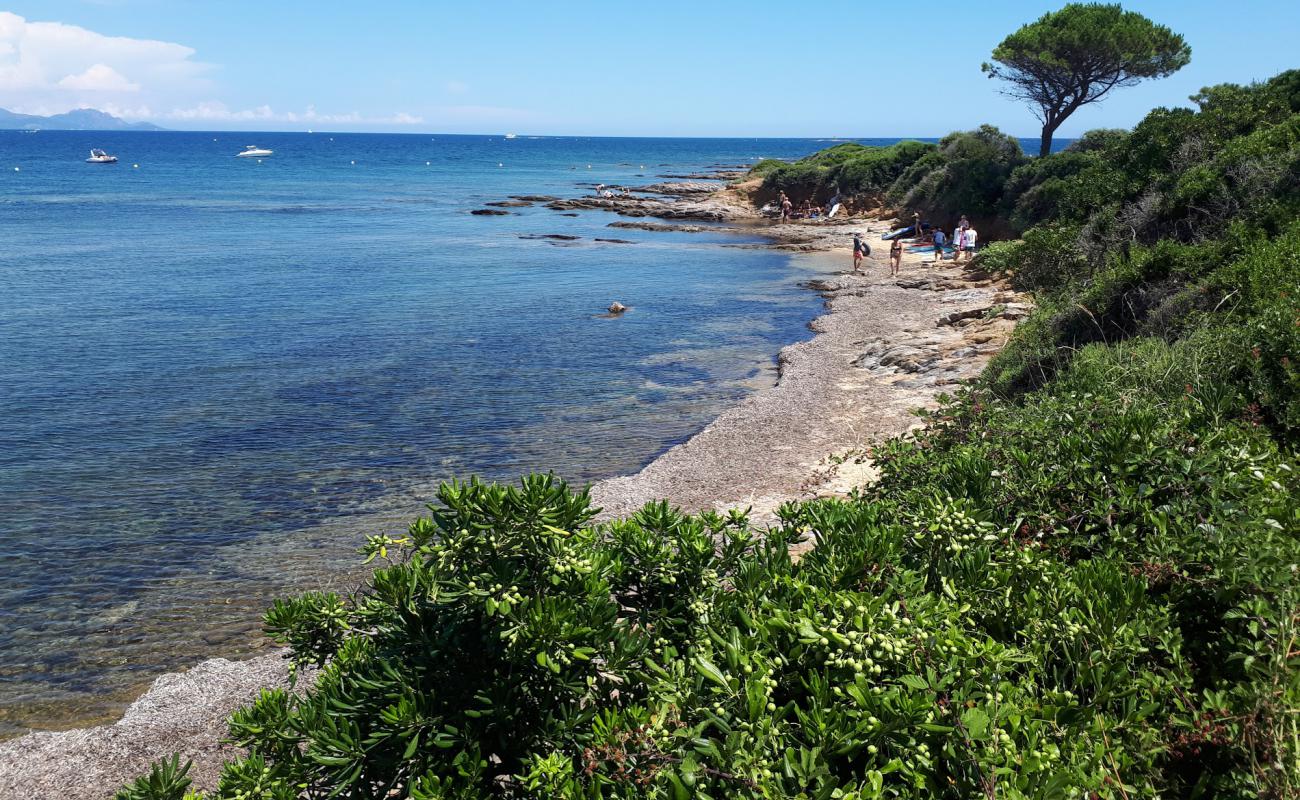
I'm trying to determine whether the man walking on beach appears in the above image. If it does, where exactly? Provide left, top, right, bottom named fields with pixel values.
left=931, top=228, right=946, bottom=263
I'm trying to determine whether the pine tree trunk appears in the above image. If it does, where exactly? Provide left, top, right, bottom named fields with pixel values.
left=1039, top=119, right=1061, bottom=157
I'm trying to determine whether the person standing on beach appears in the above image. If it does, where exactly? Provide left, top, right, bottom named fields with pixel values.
left=955, top=226, right=978, bottom=264
left=911, top=211, right=922, bottom=236
left=889, top=237, right=903, bottom=276
left=852, top=233, right=870, bottom=271
left=931, top=228, right=947, bottom=263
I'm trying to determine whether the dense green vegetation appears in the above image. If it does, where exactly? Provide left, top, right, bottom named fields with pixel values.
left=121, top=71, right=1298, bottom=799
left=752, top=141, right=936, bottom=205
left=981, top=68, right=1300, bottom=404
left=757, top=68, right=1300, bottom=245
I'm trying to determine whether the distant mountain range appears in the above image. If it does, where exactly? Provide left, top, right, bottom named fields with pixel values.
left=0, top=107, right=165, bottom=131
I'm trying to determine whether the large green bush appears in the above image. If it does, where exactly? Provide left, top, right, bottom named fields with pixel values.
left=755, top=140, right=935, bottom=203
left=878, top=125, right=1028, bottom=236
left=121, top=381, right=1299, bottom=798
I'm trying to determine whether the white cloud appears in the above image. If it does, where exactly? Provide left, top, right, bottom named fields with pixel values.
left=154, top=101, right=423, bottom=126
left=0, top=12, right=428, bottom=130
left=0, top=12, right=208, bottom=105
left=57, top=63, right=140, bottom=92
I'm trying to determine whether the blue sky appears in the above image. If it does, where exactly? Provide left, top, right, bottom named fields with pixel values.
left=2, top=1, right=1296, bottom=137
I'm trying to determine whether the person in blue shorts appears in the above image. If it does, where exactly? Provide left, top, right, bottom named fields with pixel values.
left=932, top=228, right=947, bottom=263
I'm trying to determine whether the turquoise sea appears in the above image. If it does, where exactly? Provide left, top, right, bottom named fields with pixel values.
left=0, top=131, right=855, bottom=734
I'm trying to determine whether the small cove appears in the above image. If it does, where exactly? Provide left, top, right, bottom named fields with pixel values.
left=0, top=131, right=841, bottom=735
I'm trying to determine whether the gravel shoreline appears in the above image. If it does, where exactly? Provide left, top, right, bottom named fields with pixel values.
left=0, top=184, right=1027, bottom=800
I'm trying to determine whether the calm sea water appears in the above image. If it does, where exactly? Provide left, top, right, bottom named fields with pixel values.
left=0, top=131, right=860, bottom=734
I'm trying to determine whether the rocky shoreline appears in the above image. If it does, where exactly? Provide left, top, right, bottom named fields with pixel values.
left=0, top=173, right=1028, bottom=800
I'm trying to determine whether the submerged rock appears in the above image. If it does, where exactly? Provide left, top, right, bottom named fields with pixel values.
left=471, top=208, right=511, bottom=216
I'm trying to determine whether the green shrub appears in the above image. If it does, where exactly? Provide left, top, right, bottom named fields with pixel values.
left=760, top=160, right=829, bottom=199
left=1213, top=224, right=1300, bottom=430
left=997, top=223, right=1087, bottom=293
left=756, top=140, right=936, bottom=203
left=1002, top=151, right=1099, bottom=230
left=114, top=755, right=194, bottom=800
left=125, top=420, right=1297, bottom=798
left=745, top=159, right=788, bottom=180
left=887, top=125, right=1028, bottom=231
left=1063, top=128, right=1130, bottom=154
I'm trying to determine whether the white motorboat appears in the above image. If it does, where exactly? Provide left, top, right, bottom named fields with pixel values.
left=86, top=149, right=118, bottom=164
left=237, top=145, right=273, bottom=157
left=504, top=133, right=517, bottom=139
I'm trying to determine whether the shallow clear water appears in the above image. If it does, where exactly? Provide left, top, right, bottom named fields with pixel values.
left=0, top=131, right=861, bottom=734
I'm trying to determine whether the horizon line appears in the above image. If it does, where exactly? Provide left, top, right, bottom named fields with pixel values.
left=4, top=128, right=1071, bottom=141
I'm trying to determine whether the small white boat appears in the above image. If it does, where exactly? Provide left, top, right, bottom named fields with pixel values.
left=86, top=149, right=118, bottom=164
left=504, top=133, right=517, bottom=140
left=237, top=145, right=273, bottom=157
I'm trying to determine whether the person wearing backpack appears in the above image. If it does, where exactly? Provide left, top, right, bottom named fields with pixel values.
left=852, top=233, right=870, bottom=272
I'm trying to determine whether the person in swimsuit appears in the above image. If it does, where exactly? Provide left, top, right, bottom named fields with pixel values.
left=889, top=237, right=903, bottom=276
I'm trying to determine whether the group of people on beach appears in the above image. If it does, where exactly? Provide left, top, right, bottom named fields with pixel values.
left=941, top=215, right=978, bottom=265
left=853, top=213, right=979, bottom=277
left=776, top=190, right=843, bottom=222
